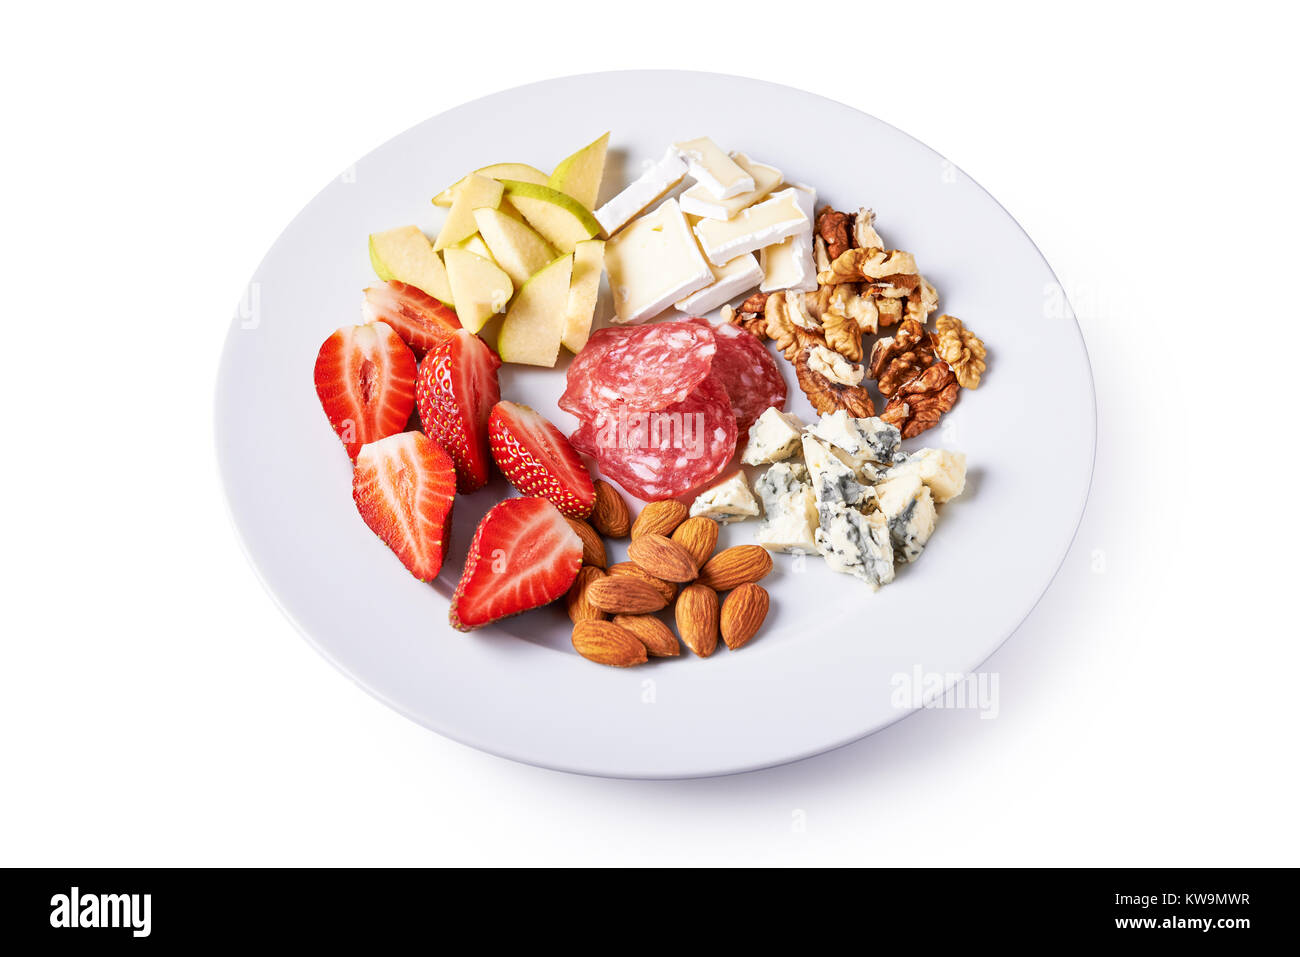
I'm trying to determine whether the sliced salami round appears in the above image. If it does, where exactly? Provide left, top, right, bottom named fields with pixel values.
left=559, top=326, right=627, bottom=422
left=568, top=418, right=599, bottom=458
left=691, top=318, right=788, bottom=442
left=591, top=375, right=737, bottom=501
left=591, top=321, right=717, bottom=412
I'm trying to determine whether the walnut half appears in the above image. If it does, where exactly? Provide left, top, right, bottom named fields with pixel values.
left=867, top=318, right=936, bottom=397
left=880, top=362, right=960, bottom=438
left=766, top=291, right=876, bottom=417
left=795, top=342, right=876, bottom=418
left=933, top=314, right=987, bottom=389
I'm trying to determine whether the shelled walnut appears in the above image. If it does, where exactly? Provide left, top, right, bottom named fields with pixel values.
left=879, top=362, right=960, bottom=438
left=933, top=314, right=987, bottom=388
left=867, top=319, right=936, bottom=397
left=766, top=291, right=875, bottom=417
left=724, top=292, right=770, bottom=339
left=815, top=207, right=854, bottom=260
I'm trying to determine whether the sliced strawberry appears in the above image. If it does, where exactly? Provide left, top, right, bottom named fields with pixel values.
left=449, top=497, right=583, bottom=631
left=314, top=320, right=417, bottom=461
left=363, top=281, right=461, bottom=357
left=352, top=432, right=457, bottom=581
left=416, top=329, right=501, bottom=493
left=488, top=401, right=595, bottom=518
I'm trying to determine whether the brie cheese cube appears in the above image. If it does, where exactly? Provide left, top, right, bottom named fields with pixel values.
left=674, top=252, right=763, bottom=314
left=693, top=189, right=809, bottom=266
left=807, top=411, right=905, bottom=466
left=689, top=472, right=761, bottom=524
left=883, top=448, right=967, bottom=504
left=604, top=199, right=714, bottom=324
left=756, top=483, right=819, bottom=555
left=742, top=407, right=804, bottom=465
left=679, top=153, right=783, bottom=220
left=759, top=183, right=818, bottom=293
left=815, top=506, right=895, bottom=588
left=801, top=434, right=875, bottom=525
left=873, top=474, right=937, bottom=564
left=594, top=147, right=687, bottom=236
left=674, top=137, right=755, bottom=199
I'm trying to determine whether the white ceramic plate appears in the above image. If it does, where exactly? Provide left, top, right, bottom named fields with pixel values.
left=216, top=71, right=1094, bottom=778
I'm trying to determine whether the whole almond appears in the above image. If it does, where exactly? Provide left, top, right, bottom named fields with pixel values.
left=565, top=566, right=608, bottom=624
left=614, top=614, right=680, bottom=658
left=675, top=583, right=719, bottom=658
left=589, top=480, right=631, bottom=538
left=565, top=517, right=606, bottom=569
left=670, top=516, right=719, bottom=568
left=630, top=499, right=689, bottom=539
left=697, top=545, right=773, bottom=591
left=586, top=575, right=668, bottom=614
left=720, top=583, right=769, bottom=650
left=627, top=533, right=698, bottom=583
left=571, top=620, right=647, bottom=667
left=608, top=561, right=677, bottom=604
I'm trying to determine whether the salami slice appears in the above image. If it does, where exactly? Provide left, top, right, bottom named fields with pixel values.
left=559, top=326, right=627, bottom=422
left=590, top=375, right=737, bottom=501
left=568, top=418, right=598, bottom=458
left=690, top=318, right=788, bottom=442
left=591, top=321, right=717, bottom=412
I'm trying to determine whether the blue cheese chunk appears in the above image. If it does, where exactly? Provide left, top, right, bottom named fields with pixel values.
left=689, top=472, right=761, bottom=524
left=815, top=505, right=895, bottom=589
left=801, top=434, right=875, bottom=525
left=741, top=407, right=805, bottom=466
left=882, top=448, right=967, bottom=504
left=807, top=411, right=905, bottom=465
left=873, top=474, right=937, bottom=563
left=756, top=483, right=819, bottom=554
left=753, top=461, right=809, bottom=516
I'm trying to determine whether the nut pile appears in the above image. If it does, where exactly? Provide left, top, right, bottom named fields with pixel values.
left=724, top=206, right=986, bottom=438
left=564, top=488, right=772, bottom=667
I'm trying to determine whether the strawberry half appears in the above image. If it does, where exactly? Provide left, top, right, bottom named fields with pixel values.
left=416, top=329, right=501, bottom=493
left=314, top=320, right=417, bottom=460
left=352, top=432, right=457, bottom=582
left=449, top=497, right=583, bottom=631
left=488, top=401, right=595, bottom=518
left=363, top=281, right=461, bottom=357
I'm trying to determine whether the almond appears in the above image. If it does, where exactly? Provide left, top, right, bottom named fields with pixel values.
left=565, top=517, right=606, bottom=569
left=627, top=533, right=698, bottom=583
left=670, top=516, right=719, bottom=568
left=608, top=561, right=677, bottom=604
left=613, top=614, right=680, bottom=658
left=585, top=575, right=668, bottom=615
left=589, top=480, right=631, bottom=538
left=630, top=499, right=688, bottom=539
left=697, top=545, right=773, bottom=591
left=675, top=583, right=719, bottom=658
left=720, top=582, right=769, bottom=650
left=571, top=620, right=647, bottom=667
left=565, top=566, right=608, bottom=624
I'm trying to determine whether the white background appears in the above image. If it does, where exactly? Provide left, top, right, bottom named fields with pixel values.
left=2, top=1, right=1295, bottom=866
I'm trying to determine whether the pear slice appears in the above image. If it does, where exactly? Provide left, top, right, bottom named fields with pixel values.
left=548, top=132, right=609, bottom=211
left=455, top=233, right=495, bottom=261
left=369, top=226, right=454, bottom=305
left=562, top=239, right=605, bottom=354
left=433, top=163, right=548, bottom=207
left=473, top=207, right=556, bottom=286
left=500, top=181, right=601, bottom=254
left=444, top=248, right=513, bottom=334
left=498, top=254, right=573, bottom=367
left=434, top=173, right=503, bottom=251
